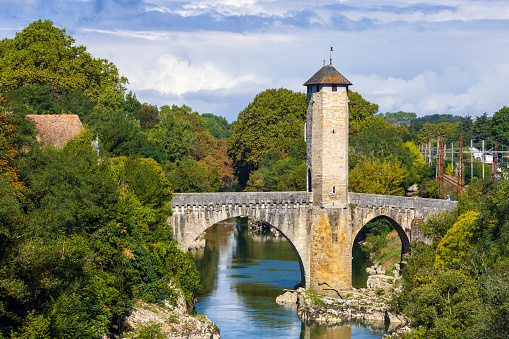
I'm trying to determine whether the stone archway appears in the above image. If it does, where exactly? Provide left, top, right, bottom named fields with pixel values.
left=170, top=200, right=312, bottom=288
left=352, top=215, right=411, bottom=263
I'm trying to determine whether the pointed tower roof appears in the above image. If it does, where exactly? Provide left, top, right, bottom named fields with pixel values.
left=303, top=65, right=352, bottom=86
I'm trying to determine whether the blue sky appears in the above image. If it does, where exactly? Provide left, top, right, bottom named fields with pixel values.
left=1, top=0, right=509, bottom=122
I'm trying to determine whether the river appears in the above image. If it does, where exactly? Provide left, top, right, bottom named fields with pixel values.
left=193, top=217, right=387, bottom=339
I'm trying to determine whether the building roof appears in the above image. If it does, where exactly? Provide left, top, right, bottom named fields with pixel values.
left=303, top=65, right=352, bottom=86
left=27, top=114, right=84, bottom=148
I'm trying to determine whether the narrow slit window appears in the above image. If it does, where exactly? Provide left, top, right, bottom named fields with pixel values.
left=333, top=186, right=335, bottom=193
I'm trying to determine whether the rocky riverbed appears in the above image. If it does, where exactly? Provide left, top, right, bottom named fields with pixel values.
left=276, top=262, right=411, bottom=335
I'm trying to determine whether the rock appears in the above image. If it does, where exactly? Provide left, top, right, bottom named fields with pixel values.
left=289, top=288, right=408, bottom=333
left=366, top=263, right=385, bottom=275
left=276, top=291, right=298, bottom=305
left=367, top=275, right=399, bottom=290
left=123, top=300, right=220, bottom=339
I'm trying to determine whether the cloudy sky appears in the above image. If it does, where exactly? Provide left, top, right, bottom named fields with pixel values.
left=1, top=0, right=509, bottom=122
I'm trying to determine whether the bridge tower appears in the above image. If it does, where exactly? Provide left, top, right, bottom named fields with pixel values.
left=304, top=63, right=354, bottom=294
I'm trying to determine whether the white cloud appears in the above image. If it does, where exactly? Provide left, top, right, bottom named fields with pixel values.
left=134, top=54, right=265, bottom=95
left=352, top=63, right=509, bottom=116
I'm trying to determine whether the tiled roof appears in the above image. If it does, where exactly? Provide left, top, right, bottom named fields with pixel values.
left=27, top=114, right=84, bottom=148
left=303, top=65, right=352, bottom=86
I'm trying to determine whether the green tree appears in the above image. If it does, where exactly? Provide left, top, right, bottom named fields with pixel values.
left=0, top=20, right=127, bottom=101
left=473, top=113, right=491, bottom=143
left=404, top=270, right=480, bottom=338
left=228, top=88, right=306, bottom=188
left=201, top=113, right=231, bottom=139
left=434, top=211, right=480, bottom=269
left=378, top=111, right=417, bottom=124
left=348, top=91, right=379, bottom=135
left=244, top=150, right=306, bottom=192
left=349, top=157, right=407, bottom=196
left=491, top=106, right=509, bottom=145
left=147, top=105, right=195, bottom=163
left=137, top=104, right=160, bottom=131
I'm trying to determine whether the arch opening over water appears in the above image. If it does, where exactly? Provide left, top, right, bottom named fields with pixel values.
left=351, top=215, right=410, bottom=288
left=190, top=216, right=307, bottom=289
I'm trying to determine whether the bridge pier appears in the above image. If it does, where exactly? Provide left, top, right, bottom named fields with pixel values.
left=310, top=207, right=353, bottom=295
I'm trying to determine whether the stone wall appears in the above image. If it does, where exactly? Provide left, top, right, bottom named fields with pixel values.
left=170, top=192, right=313, bottom=288
left=169, top=191, right=457, bottom=292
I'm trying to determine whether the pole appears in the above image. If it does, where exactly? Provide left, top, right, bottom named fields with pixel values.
left=471, top=140, right=474, bottom=180
left=494, top=141, right=498, bottom=196
left=482, top=139, right=485, bottom=180
left=458, top=133, right=463, bottom=197
left=439, top=136, right=444, bottom=199
left=451, top=142, right=454, bottom=172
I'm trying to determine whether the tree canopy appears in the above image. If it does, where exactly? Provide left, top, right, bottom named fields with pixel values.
left=0, top=20, right=127, bottom=101
left=228, top=88, right=307, bottom=188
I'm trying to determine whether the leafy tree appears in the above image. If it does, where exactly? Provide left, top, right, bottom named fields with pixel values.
left=165, top=157, right=219, bottom=193
left=228, top=88, right=306, bottom=188
left=434, top=211, right=480, bottom=269
left=201, top=113, right=231, bottom=139
left=137, top=104, right=160, bottom=131
left=244, top=150, right=306, bottom=192
left=147, top=105, right=195, bottom=163
left=377, top=111, right=417, bottom=125
left=0, top=20, right=127, bottom=101
left=349, top=120, right=423, bottom=191
left=404, top=270, right=480, bottom=338
left=349, top=157, right=407, bottom=196
left=348, top=91, right=379, bottom=135
left=491, top=106, right=509, bottom=145
left=473, top=113, right=491, bottom=143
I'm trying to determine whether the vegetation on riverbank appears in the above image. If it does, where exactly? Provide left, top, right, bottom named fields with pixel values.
left=0, top=21, right=204, bottom=338
left=390, top=180, right=509, bottom=338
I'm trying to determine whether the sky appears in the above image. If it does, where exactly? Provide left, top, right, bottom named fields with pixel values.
left=1, top=0, right=509, bottom=122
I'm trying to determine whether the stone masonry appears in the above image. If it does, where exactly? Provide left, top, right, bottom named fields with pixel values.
left=169, top=192, right=456, bottom=292
left=168, top=64, right=457, bottom=296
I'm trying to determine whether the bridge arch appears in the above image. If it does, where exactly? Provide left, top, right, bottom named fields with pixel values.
left=169, top=193, right=312, bottom=288
left=191, top=215, right=307, bottom=288
left=352, top=215, right=411, bottom=264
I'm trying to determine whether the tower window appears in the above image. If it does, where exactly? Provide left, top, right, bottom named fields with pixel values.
left=332, top=129, right=335, bottom=134
left=332, top=85, right=337, bottom=92
left=333, top=186, right=335, bottom=193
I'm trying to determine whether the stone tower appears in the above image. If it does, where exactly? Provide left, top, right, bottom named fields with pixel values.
left=304, top=65, right=351, bottom=207
left=304, top=64, right=354, bottom=294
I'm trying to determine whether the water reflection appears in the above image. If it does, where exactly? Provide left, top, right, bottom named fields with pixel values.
left=193, top=217, right=385, bottom=339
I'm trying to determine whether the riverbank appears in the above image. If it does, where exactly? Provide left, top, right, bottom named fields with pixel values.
left=116, top=283, right=220, bottom=339
left=276, top=286, right=410, bottom=334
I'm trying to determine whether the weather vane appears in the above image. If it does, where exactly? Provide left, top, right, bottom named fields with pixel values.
left=330, top=46, right=333, bottom=66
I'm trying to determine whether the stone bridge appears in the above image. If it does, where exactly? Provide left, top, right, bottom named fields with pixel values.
left=169, top=191, right=456, bottom=290
left=168, top=64, right=459, bottom=294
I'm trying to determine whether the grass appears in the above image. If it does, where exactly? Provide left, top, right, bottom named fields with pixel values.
left=372, top=230, right=402, bottom=269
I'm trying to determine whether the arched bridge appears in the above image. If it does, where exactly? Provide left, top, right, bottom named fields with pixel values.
left=169, top=191, right=456, bottom=289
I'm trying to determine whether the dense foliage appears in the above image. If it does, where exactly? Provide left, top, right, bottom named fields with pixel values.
left=0, top=20, right=127, bottom=102
left=228, top=88, right=307, bottom=189
left=0, top=107, right=200, bottom=337
left=394, top=182, right=509, bottom=338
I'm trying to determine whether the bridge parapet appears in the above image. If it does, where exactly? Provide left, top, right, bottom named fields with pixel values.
left=349, top=192, right=457, bottom=211
left=171, top=191, right=312, bottom=208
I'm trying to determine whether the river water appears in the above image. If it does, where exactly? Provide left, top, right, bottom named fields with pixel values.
left=193, top=217, right=387, bottom=339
